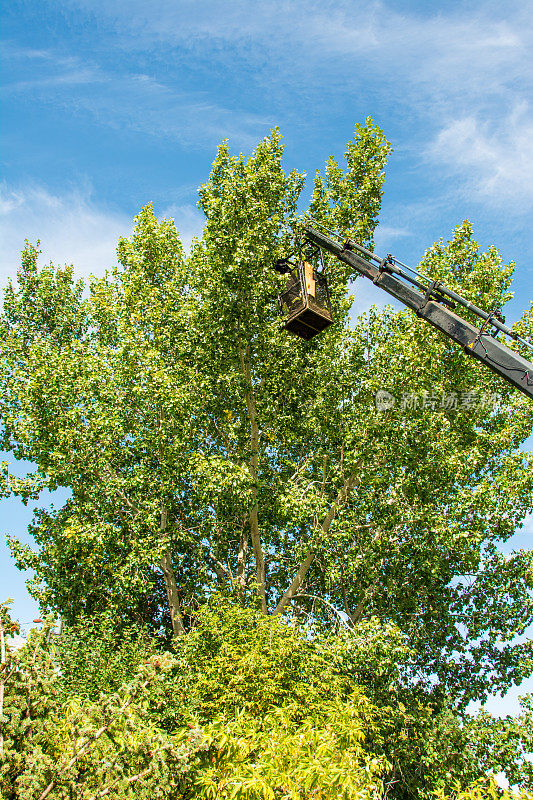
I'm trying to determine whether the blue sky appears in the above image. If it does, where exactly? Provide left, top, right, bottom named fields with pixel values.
left=1, top=0, right=532, bottom=718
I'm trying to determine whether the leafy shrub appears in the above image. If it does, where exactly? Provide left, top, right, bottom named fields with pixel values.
left=0, top=605, right=203, bottom=800
left=2, top=600, right=532, bottom=798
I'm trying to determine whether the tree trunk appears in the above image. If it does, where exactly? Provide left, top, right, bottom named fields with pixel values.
left=236, top=526, right=248, bottom=589
left=158, top=478, right=185, bottom=636
left=159, top=552, right=185, bottom=636
left=249, top=500, right=267, bottom=612
left=239, top=341, right=267, bottom=612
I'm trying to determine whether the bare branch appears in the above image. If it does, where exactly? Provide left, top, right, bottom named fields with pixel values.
left=340, top=563, right=360, bottom=627
left=295, top=593, right=353, bottom=629
left=159, top=552, right=186, bottom=637
left=320, top=455, right=328, bottom=495
left=289, top=457, right=311, bottom=484
left=236, top=522, right=248, bottom=589
left=200, top=542, right=232, bottom=585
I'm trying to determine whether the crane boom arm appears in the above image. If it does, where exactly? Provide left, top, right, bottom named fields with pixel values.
left=305, top=226, right=533, bottom=400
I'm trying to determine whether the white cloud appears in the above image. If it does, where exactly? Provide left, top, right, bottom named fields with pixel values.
left=0, top=183, right=206, bottom=287
left=0, top=183, right=131, bottom=284
left=32, top=1, right=531, bottom=214
left=58, top=0, right=531, bottom=108
left=6, top=2, right=532, bottom=192
left=72, top=72, right=270, bottom=149
left=373, top=224, right=412, bottom=254
left=428, top=104, right=533, bottom=206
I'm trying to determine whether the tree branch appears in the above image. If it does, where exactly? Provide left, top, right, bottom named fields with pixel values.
left=236, top=516, right=249, bottom=590
left=100, top=463, right=140, bottom=518
left=340, top=563, right=361, bottom=627
left=201, top=542, right=232, bottom=585
left=159, top=551, right=186, bottom=637
left=273, top=471, right=359, bottom=616
left=88, top=767, right=153, bottom=799
left=37, top=675, right=154, bottom=800
left=295, top=593, right=353, bottom=629
left=239, top=339, right=267, bottom=612
left=320, top=455, right=328, bottom=495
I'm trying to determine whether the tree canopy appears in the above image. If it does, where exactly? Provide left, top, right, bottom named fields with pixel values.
left=1, top=119, right=532, bottom=720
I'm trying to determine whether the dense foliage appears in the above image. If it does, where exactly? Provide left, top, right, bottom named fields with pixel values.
left=1, top=119, right=533, bottom=793
left=0, top=603, right=204, bottom=800
left=2, top=601, right=532, bottom=798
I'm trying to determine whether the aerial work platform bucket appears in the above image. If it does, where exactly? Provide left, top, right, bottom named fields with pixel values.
left=275, top=259, right=333, bottom=340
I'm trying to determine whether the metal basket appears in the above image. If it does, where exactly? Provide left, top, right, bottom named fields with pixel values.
left=279, top=262, right=333, bottom=340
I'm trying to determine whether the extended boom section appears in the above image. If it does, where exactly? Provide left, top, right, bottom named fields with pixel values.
left=305, top=226, right=533, bottom=400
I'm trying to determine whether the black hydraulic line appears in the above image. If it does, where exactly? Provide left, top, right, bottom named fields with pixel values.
left=343, top=237, right=381, bottom=263
left=305, top=226, right=533, bottom=400
left=432, top=283, right=532, bottom=349
left=342, top=235, right=533, bottom=352
left=344, top=239, right=450, bottom=299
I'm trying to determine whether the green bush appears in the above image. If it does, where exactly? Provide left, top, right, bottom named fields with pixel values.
left=2, top=599, right=532, bottom=798
left=0, top=605, right=202, bottom=800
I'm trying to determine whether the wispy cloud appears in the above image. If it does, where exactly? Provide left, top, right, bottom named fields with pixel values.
left=2, top=44, right=102, bottom=90
left=30, top=0, right=531, bottom=203
left=54, top=0, right=530, bottom=105
left=5, top=2, right=532, bottom=168
left=0, top=183, right=205, bottom=286
left=4, top=0, right=533, bottom=266
left=428, top=104, right=533, bottom=206
left=0, top=183, right=130, bottom=283
left=2, top=45, right=272, bottom=150
left=373, top=224, right=413, bottom=254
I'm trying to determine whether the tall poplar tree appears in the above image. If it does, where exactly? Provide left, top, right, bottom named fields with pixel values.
left=2, top=119, right=532, bottom=706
